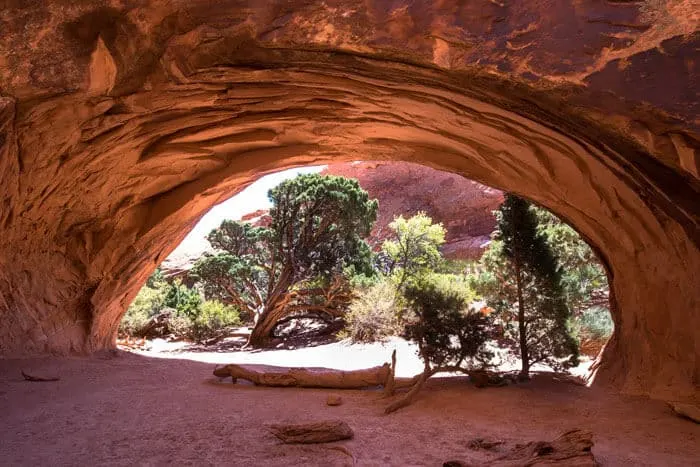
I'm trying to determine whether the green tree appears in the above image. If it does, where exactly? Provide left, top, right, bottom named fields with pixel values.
left=534, top=208, right=609, bottom=315
left=381, top=212, right=446, bottom=290
left=385, top=277, right=492, bottom=413
left=475, top=195, right=578, bottom=379
left=192, top=174, right=378, bottom=347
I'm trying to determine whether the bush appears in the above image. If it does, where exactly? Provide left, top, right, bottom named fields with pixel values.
left=570, top=306, right=613, bottom=356
left=404, top=278, right=493, bottom=371
left=189, top=300, right=242, bottom=343
left=119, top=285, right=166, bottom=336
left=342, top=279, right=403, bottom=343
left=574, top=306, right=613, bottom=341
left=164, top=280, right=202, bottom=318
left=418, top=272, right=476, bottom=303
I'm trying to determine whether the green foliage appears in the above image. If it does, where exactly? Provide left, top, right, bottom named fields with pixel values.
left=267, top=173, right=378, bottom=278
left=163, top=280, right=202, bottom=318
left=404, top=277, right=493, bottom=371
left=121, top=271, right=239, bottom=342
left=440, top=259, right=478, bottom=275
left=192, top=173, right=378, bottom=345
left=570, top=306, right=614, bottom=342
left=381, top=212, right=446, bottom=290
left=534, top=208, right=609, bottom=315
left=342, top=279, right=403, bottom=343
left=189, top=300, right=242, bottom=343
left=146, top=267, right=166, bottom=288
left=473, top=195, right=578, bottom=375
left=419, top=272, right=475, bottom=304
left=342, top=213, right=480, bottom=346
left=119, top=274, right=168, bottom=336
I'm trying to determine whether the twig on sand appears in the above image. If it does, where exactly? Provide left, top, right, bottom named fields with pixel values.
left=21, top=370, right=59, bottom=382
left=325, top=445, right=355, bottom=466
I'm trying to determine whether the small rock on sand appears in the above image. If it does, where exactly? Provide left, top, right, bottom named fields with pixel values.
left=326, top=394, right=343, bottom=406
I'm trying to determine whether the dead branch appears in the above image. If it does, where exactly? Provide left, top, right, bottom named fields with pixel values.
left=445, top=429, right=596, bottom=466
left=384, top=371, right=430, bottom=414
left=21, top=370, right=59, bottom=382
left=325, top=445, right=355, bottom=465
left=268, top=420, right=354, bottom=444
left=669, top=402, right=700, bottom=424
left=488, top=429, right=596, bottom=466
left=382, top=349, right=397, bottom=397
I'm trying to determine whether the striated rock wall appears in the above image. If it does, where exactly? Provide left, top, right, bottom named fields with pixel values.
left=321, top=161, right=503, bottom=259
left=0, top=1, right=697, bottom=402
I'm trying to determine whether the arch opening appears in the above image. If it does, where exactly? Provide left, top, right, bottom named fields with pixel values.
left=120, top=162, right=615, bottom=378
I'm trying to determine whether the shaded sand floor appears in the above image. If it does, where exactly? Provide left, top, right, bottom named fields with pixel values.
left=1, top=344, right=698, bottom=466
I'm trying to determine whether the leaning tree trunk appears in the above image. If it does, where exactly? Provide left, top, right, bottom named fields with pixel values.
left=246, top=307, right=280, bottom=347
left=245, top=275, right=351, bottom=347
left=246, top=267, right=294, bottom=347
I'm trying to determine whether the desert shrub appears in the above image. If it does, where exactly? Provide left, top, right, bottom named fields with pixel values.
left=163, top=312, right=194, bottom=339
left=119, top=305, right=151, bottom=337
left=570, top=306, right=614, bottom=356
left=189, top=300, right=242, bottom=343
left=573, top=306, right=613, bottom=341
left=119, top=285, right=167, bottom=336
left=164, top=280, right=202, bottom=318
left=342, top=279, right=403, bottom=343
left=418, top=272, right=476, bottom=303
left=404, top=278, right=493, bottom=371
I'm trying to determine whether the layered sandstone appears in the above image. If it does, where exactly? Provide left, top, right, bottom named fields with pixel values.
left=0, top=1, right=697, bottom=402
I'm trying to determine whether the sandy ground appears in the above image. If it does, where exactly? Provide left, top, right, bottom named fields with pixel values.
left=1, top=341, right=698, bottom=466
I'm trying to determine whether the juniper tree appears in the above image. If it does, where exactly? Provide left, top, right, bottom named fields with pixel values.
left=192, top=174, right=378, bottom=346
left=476, top=195, right=578, bottom=379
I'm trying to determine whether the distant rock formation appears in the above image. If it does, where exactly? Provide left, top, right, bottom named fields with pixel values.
left=321, top=162, right=503, bottom=260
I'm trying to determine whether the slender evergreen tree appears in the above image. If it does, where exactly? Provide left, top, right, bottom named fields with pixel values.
left=476, top=194, right=578, bottom=379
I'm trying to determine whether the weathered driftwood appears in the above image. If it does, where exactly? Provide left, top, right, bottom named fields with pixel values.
left=214, top=363, right=391, bottom=389
left=382, top=349, right=397, bottom=397
left=268, top=420, right=354, bottom=444
left=467, top=437, right=504, bottom=451
left=385, top=367, right=510, bottom=414
left=669, top=402, right=700, bottom=424
left=444, top=429, right=596, bottom=467
left=21, top=370, right=59, bottom=382
left=489, top=429, right=596, bottom=466
left=385, top=371, right=429, bottom=414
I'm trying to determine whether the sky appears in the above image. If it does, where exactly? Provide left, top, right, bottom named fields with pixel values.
left=167, top=166, right=324, bottom=262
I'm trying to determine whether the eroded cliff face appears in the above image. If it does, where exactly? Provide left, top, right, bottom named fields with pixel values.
left=321, top=161, right=503, bottom=259
left=0, top=1, right=697, bottom=401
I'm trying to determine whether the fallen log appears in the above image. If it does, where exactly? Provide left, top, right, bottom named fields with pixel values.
left=214, top=363, right=391, bottom=389
left=268, top=420, right=354, bottom=444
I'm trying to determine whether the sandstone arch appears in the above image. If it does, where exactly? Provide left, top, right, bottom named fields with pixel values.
left=0, top=1, right=697, bottom=402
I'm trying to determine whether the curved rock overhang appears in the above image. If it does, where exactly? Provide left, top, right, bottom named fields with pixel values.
left=0, top=1, right=698, bottom=402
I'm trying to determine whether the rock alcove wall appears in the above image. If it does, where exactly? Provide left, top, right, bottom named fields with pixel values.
left=0, top=1, right=697, bottom=402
